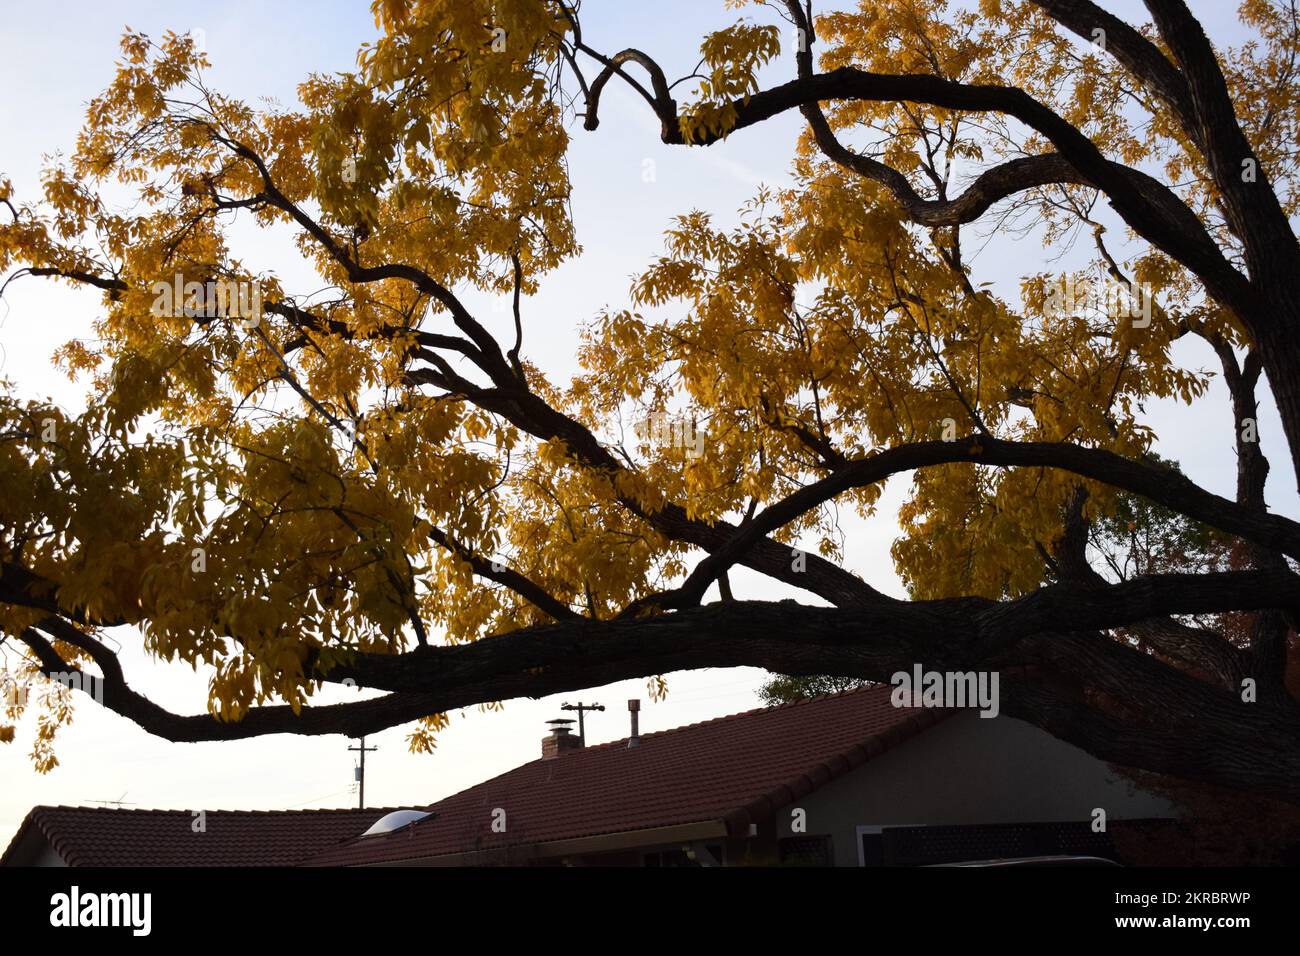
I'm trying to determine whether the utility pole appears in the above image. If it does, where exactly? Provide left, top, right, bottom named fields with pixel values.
left=348, top=736, right=378, bottom=809
left=560, top=701, right=604, bottom=746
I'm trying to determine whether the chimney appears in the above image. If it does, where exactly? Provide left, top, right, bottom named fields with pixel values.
left=626, top=699, right=640, bottom=748
left=541, top=718, right=582, bottom=759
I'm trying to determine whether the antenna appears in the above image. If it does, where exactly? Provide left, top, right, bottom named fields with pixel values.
left=86, top=791, right=135, bottom=808
left=560, top=701, right=604, bottom=746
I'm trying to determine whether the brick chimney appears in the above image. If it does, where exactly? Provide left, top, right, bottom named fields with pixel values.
left=542, top=718, right=582, bottom=759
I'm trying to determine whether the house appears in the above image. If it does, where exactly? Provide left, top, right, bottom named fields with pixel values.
left=306, top=685, right=1176, bottom=867
left=3, top=685, right=1179, bottom=867
left=0, top=806, right=398, bottom=867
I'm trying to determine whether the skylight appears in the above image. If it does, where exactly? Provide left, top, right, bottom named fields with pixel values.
left=361, top=809, right=434, bottom=837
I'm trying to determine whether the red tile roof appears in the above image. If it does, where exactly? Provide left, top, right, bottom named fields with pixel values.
left=1, top=805, right=401, bottom=867
left=309, top=685, right=949, bottom=866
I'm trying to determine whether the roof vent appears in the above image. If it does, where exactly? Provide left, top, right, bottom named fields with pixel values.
left=627, top=699, right=641, bottom=748
left=361, top=809, right=433, bottom=837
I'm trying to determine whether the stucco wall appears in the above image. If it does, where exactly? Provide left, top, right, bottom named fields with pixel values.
left=774, top=712, right=1178, bottom=866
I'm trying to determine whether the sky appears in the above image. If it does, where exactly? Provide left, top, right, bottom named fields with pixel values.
left=0, top=0, right=1286, bottom=845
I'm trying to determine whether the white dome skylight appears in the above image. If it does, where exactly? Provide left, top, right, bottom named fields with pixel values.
left=361, top=809, right=434, bottom=837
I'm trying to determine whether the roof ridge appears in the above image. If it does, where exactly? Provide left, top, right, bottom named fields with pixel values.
left=415, top=685, right=893, bottom=786
left=31, top=805, right=413, bottom=817
left=578, top=681, right=890, bottom=752
left=4, top=803, right=410, bottom=868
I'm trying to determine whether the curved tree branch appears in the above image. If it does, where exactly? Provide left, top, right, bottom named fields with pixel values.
left=1029, top=0, right=1196, bottom=129
left=10, top=566, right=1300, bottom=800
left=670, top=435, right=1300, bottom=608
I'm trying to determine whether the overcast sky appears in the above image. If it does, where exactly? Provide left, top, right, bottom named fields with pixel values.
left=0, top=1, right=1283, bottom=844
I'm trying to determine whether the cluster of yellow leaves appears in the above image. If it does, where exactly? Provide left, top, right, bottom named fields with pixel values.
left=406, top=711, right=450, bottom=754
left=679, top=21, right=782, bottom=143
left=576, top=160, right=1205, bottom=600
left=0, top=7, right=592, bottom=757
left=347, top=0, right=578, bottom=284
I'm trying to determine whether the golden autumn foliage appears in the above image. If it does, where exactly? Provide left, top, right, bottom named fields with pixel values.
left=1, top=1, right=1299, bottom=794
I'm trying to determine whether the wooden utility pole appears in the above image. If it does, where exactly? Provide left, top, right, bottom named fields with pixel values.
left=560, top=701, right=604, bottom=746
left=348, top=736, right=378, bottom=809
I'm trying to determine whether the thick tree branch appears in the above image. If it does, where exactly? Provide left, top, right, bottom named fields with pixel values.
left=1144, top=0, right=1300, bottom=269
left=1029, top=0, right=1196, bottom=129
left=10, top=567, right=1300, bottom=798
left=1002, top=678, right=1300, bottom=800
left=670, top=435, right=1300, bottom=607
left=12, top=624, right=445, bottom=740
left=783, top=0, right=1088, bottom=226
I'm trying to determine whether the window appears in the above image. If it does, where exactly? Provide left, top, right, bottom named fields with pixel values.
left=779, top=835, right=833, bottom=866
left=643, top=844, right=723, bottom=866
left=856, top=822, right=1122, bottom=866
left=859, top=830, right=887, bottom=866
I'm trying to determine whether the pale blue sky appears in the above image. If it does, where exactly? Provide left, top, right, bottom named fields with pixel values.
left=0, top=1, right=1284, bottom=844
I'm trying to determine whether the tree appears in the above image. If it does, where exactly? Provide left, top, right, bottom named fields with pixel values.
left=1, top=0, right=1299, bottom=800
left=759, top=674, right=871, bottom=706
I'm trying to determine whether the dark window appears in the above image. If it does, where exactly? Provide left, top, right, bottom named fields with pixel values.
left=779, top=835, right=833, bottom=866
left=859, top=822, right=1127, bottom=866
left=860, top=831, right=887, bottom=866
left=643, top=843, right=723, bottom=867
